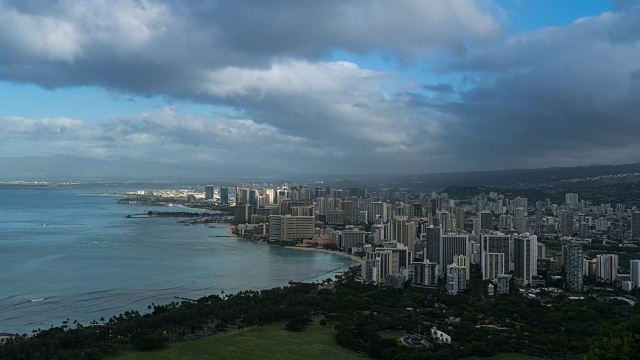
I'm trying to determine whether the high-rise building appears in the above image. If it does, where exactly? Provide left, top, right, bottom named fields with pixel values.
left=483, top=253, right=505, bottom=280
left=326, top=210, right=346, bottom=224
left=441, top=234, right=470, bottom=275
left=235, top=186, right=243, bottom=205
left=514, top=197, right=528, bottom=211
left=277, top=188, right=290, bottom=204
left=454, top=206, right=465, bottom=231
left=268, top=215, right=315, bottom=243
left=454, top=255, right=470, bottom=281
left=249, top=189, right=259, bottom=207
left=565, top=193, right=579, bottom=206
left=291, top=205, right=314, bottom=217
left=595, top=217, right=608, bottom=232
left=437, top=210, right=451, bottom=232
left=447, top=264, right=466, bottom=294
left=362, top=250, right=399, bottom=283
left=596, top=254, right=618, bottom=284
left=379, top=242, right=410, bottom=278
left=495, top=274, right=511, bottom=295
left=566, top=244, right=584, bottom=291
left=263, top=188, right=275, bottom=206
left=342, top=199, right=360, bottom=224
left=205, top=185, right=215, bottom=200
left=469, top=241, right=481, bottom=264
left=480, top=211, right=493, bottom=231
left=499, top=214, right=512, bottom=230
left=412, top=203, right=423, bottom=219
left=631, top=259, right=640, bottom=289
left=537, top=243, right=545, bottom=259
left=423, top=226, right=441, bottom=265
left=233, top=204, right=254, bottom=224
left=632, top=212, right=640, bottom=241
left=513, top=234, right=537, bottom=286
left=220, top=187, right=229, bottom=205
left=611, top=212, right=632, bottom=242
left=341, top=228, right=367, bottom=251
left=514, top=207, right=527, bottom=233
left=242, top=188, right=250, bottom=206
left=473, top=217, right=481, bottom=236
left=361, top=258, right=376, bottom=282
left=390, top=217, right=416, bottom=258
left=559, top=210, right=574, bottom=237
left=368, top=202, right=388, bottom=224
left=480, top=233, right=511, bottom=273
left=412, top=259, right=439, bottom=287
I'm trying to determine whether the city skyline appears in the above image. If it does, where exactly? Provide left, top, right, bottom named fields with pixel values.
left=1, top=1, right=639, bottom=175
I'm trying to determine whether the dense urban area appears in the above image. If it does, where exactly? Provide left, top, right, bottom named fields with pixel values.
left=3, top=167, right=640, bottom=359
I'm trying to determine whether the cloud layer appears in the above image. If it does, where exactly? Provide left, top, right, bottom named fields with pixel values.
left=0, top=1, right=639, bottom=174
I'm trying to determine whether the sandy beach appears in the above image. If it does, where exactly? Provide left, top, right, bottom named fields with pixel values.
left=225, top=224, right=360, bottom=262
left=284, top=246, right=362, bottom=262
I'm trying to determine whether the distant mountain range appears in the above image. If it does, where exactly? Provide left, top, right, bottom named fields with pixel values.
left=411, top=163, right=640, bottom=189
left=1, top=155, right=639, bottom=189
left=0, top=155, right=287, bottom=182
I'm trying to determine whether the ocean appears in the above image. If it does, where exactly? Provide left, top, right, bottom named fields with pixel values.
left=0, top=183, right=356, bottom=334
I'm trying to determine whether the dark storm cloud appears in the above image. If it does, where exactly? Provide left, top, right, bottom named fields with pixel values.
left=179, top=0, right=498, bottom=60
left=430, top=7, right=640, bottom=169
left=423, top=83, right=456, bottom=93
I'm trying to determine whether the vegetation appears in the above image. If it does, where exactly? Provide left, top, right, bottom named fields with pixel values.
left=587, top=315, right=640, bottom=360
left=542, top=239, right=640, bottom=273
left=109, top=321, right=361, bottom=360
left=443, top=185, right=556, bottom=203
left=464, top=354, right=540, bottom=360
left=183, top=203, right=233, bottom=214
left=144, top=211, right=217, bottom=217
left=377, top=330, right=406, bottom=341
left=1, top=268, right=636, bottom=359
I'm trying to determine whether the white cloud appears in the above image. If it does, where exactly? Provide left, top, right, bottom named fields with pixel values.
left=0, top=116, right=94, bottom=137
left=2, top=1, right=639, bottom=173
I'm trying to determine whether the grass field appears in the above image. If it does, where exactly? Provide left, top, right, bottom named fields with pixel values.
left=377, top=330, right=406, bottom=341
left=465, top=353, right=540, bottom=360
left=108, top=321, right=363, bottom=360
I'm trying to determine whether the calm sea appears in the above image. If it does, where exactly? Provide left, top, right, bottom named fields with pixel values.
left=0, top=184, right=356, bottom=334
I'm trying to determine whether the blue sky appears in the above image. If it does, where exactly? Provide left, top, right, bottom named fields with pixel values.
left=0, top=0, right=638, bottom=175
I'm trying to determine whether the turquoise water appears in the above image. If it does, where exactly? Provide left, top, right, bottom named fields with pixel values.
left=0, top=184, right=356, bottom=334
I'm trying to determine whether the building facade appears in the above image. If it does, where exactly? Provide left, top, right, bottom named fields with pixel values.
left=268, top=215, right=314, bottom=243
left=596, top=254, right=619, bottom=284
left=566, top=244, right=584, bottom=291
left=513, top=234, right=537, bottom=286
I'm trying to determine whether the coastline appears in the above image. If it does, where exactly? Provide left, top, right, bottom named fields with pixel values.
left=224, top=225, right=360, bottom=262
left=283, top=246, right=362, bottom=262
left=225, top=223, right=237, bottom=236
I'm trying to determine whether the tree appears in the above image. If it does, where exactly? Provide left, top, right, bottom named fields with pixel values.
left=131, top=331, right=166, bottom=351
left=587, top=316, right=640, bottom=360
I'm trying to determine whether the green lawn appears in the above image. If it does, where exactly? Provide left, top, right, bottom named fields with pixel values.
left=465, top=353, right=540, bottom=360
left=108, top=321, right=363, bottom=360
left=377, top=330, right=406, bottom=341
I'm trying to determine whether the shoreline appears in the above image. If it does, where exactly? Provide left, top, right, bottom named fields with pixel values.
left=225, top=223, right=237, bottom=236
left=224, top=225, right=361, bottom=262
left=283, top=246, right=362, bottom=262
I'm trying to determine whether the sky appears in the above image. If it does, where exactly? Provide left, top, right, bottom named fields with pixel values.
left=1, top=0, right=639, bottom=175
